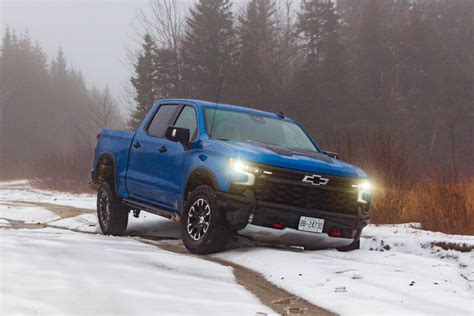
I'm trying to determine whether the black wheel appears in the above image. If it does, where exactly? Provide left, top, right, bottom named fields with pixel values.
left=97, top=182, right=129, bottom=236
left=181, top=185, right=230, bottom=254
left=336, top=239, right=360, bottom=252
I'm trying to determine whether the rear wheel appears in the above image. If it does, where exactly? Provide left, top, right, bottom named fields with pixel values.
left=97, top=182, right=129, bottom=236
left=181, top=185, right=230, bottom=254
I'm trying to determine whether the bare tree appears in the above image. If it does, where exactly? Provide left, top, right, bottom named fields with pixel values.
left=136, top=0, right=184, bottom=86
left=89, top=86, right=118, bottom=130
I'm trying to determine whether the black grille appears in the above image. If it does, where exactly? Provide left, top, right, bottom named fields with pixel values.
left=253, top=168, right=359, bottom=215
left=259, top=165, right=359, bottom=190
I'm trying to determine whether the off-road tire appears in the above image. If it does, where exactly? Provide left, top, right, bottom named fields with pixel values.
left=181, top=185, right=230, bottom=254
left=97, top=182, right=129, bottom=236
left=336, top=239, right=360, bottom=252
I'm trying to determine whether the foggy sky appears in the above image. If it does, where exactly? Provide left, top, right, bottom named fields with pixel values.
left=1, top=0, right=149, bottom=105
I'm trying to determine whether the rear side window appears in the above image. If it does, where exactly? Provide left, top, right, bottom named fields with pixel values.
left=174, top=106, right=198, bottom=140
left=147, top=105, right=178, bottom=137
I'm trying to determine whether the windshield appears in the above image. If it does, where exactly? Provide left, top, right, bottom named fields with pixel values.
left=205, top=108, right=319, bottom=153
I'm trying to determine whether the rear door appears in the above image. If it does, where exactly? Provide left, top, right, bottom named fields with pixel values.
left=126, top=104, right=182, bottom=206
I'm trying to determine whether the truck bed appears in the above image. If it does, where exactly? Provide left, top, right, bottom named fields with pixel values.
left=94, top=129, right=135, bottom=197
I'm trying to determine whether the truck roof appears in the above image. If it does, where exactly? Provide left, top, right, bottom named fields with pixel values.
left=158, top=98, right=292, bottom=121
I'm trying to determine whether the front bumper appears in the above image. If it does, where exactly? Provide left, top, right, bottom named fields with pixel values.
left=238, top=224, right=354, bottom=249
left=216, top=190, right=369, bottom=249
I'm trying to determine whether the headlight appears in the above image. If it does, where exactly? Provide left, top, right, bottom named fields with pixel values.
left=229, top=158, right=259, bottom=185
left=357, top=181, right=371, bottom=192
left=354, top=180, right=372, bottom=203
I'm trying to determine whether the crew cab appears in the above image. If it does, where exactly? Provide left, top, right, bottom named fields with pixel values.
left=90, top=99, right=372, bottom=254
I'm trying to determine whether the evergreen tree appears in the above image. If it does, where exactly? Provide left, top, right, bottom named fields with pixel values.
left=129, top=33, right=157, bottom=130
left=297, top=0, right=326, bottom=67
left=237, top=0, right=278, bottom=108
left=294, top=0, right=349, bottom=133
left=153, top=47, right=178, bottom=99
left=355, top=0, right=389, bottom=102
left=181, top=0, right=236, bottom=100
left=51, top=47, right=68, bottom=81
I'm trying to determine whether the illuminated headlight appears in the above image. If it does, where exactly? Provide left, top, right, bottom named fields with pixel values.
left=354, top=180, right=372, bottom=203
left=357, top=181, right=371, bottom=192
left=229, top=158, right=260, bottom=185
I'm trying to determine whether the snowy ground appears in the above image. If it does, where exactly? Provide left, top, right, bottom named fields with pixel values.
left=1, top=180, right=473, bottom=315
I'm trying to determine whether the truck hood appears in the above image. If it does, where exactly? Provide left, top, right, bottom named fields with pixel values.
left=221, top=140, right=367, bottom=179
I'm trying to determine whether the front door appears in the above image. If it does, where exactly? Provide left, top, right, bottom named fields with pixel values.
left=126, top=104, right=198, bottom=209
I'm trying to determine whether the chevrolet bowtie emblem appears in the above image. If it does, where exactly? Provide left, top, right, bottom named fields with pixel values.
left=302, top=174, right=329, bottom=186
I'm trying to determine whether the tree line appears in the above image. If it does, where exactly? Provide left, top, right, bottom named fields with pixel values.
left=0, top=28, right=123, bottom=180
left=130, top=0, right=474, bottom=176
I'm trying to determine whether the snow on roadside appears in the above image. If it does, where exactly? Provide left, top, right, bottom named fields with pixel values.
left=362, top=224, right=474, bottom=282
left=0, top=205, right=60, bottom=223
left=1, top=228, right=273, bottom=315
left=49, top=213, right=99, bottom=233
left=2, top=181, right=473, bottom=315
left=0, top=180, right=96, bottom=210
left=216, top=226, right=474, bottom=316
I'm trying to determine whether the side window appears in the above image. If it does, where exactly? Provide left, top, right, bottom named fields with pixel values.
left=147, top=105, right=179, bottom=137
left=174, top=106, right=198, bottom=140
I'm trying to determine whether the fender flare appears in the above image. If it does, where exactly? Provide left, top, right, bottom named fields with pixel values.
left=183, top=167, right=218, bottom=203
left=95, top=151, right=119, bottom=196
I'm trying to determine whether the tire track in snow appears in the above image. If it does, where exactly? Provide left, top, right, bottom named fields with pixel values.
left=138, top=238, right=335, bottom=316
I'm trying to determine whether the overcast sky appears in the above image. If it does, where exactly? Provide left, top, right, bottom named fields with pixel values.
left=1, top=0, right=150, bottom=103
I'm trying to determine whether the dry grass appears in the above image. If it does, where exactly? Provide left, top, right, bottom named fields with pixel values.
left=406, top=178, right=474, bottom=235
left=33, top=149, right=92, bottom=194
left=361, top=133, right=413, bottom=224
left=370, top=177, right=474, bottom=235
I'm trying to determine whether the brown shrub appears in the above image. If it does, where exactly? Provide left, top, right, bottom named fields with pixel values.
left=362, top=132, right=412, bottom=224
left=407, top=177, right=473, bottom=235
left=33, top=148, right=93, bottom=194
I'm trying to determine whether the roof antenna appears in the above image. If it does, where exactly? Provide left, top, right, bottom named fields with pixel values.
left=209, top=72, right=224, bottom=138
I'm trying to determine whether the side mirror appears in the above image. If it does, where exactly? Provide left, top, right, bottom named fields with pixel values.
left=323, top=150, right=338, bottom=159
left=165, top=126, right=190, bottom=144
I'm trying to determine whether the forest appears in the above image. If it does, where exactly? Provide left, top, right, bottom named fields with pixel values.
left=0, top=0, right=473, bottom=233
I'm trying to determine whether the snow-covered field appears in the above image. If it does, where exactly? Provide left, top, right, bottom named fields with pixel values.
left=0, top=182, right=271, bottom=315
left=1, top=180, right=473, bottom=315
left=217, top=226, right=474, bottom=315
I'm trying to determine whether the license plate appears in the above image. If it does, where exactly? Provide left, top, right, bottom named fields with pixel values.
left=298, top=216, right=324, bottom=233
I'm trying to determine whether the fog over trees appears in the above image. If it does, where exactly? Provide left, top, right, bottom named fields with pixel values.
left=0, top=28, right=124, bottom=181
left=129, top=0, right=474, bottom=176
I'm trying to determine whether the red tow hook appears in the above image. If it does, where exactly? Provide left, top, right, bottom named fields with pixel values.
left=271, top=223, right=284, bottom=229
left=328, top=230, right=342, bottom=238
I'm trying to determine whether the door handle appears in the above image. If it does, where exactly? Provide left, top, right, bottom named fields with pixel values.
left=133, top=141, right=141, bottom=148
left=159, top=146, right=167, bottom=153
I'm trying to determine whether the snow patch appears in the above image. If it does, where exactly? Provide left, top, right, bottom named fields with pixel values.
left=50, top=213, right=99, bottom=233
left=0, top=180, right=96, bottom=210
left=0, top=205, right=60, bottom=224
left=1, top=228, right=272, bottom=315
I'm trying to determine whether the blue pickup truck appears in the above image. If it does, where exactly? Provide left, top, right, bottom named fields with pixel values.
left=91, top=99, right=372, bottom=254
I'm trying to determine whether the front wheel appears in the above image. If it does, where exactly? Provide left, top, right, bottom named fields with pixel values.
left=97, top=182, right=129, bottom=236
left=181, top=185, right=230, bottom=254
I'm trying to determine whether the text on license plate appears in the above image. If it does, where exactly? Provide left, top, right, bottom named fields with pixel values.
left=298, top=216, right=324, bottom=233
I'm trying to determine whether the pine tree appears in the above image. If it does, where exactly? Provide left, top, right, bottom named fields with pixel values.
left=294, top=0, right=350, bottom=132
left=181, top=0, right=236, bottom=100
left=51, top=47, right=68, bottom=81
left=153, top=47, right=178, bottom=99
left=237, top=0, right=278, bottom=108
left=129, top=34, right=157, bottom=130
left=297, top=0, right=325, bottom=67
left=355, top=0, right=388, bottom=101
